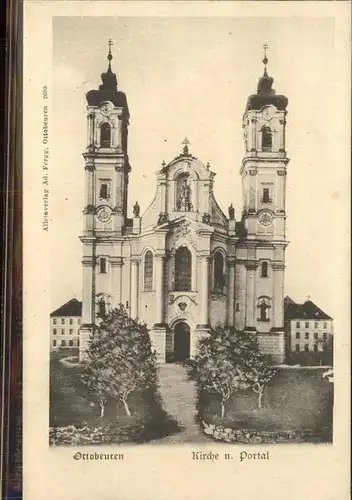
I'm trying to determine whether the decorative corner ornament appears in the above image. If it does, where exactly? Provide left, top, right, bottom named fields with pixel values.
left=258, top=210, right=274, bottom=227
left=262, top=106, right=274, bottom=120
left=113, top=203, right=124, bottom=215
left=96, top=206, right=112, bottom=223
left=83, top=204, right=95, bottom=215
left=157, top=213, right=169, bottom=225
left=100, top=102, right=113, bottom=116
left=202, top=213, right=211, bottom=225
left=100, top=105, right=110, bottom=116
left=178, top=302, right=187, bottom=312
left=175, top=221, right=192, bottom=239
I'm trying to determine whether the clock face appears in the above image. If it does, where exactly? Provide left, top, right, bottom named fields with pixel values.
left=96, top=206, right=112, bottom=223
left=258, top=210, right=274, bottom=227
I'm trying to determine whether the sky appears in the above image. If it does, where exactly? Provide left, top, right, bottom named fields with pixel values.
left=50, top=15, right=345, bottom=320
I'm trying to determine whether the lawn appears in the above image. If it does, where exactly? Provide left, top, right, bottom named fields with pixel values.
left=199, top=367, right=333, bottom=442
left=49, top=352, right=179, bottom=445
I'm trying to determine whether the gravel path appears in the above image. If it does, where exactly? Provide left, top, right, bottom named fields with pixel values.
left=150, top=363, right=211, bottom=444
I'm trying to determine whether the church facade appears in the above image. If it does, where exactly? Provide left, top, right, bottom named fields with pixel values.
left=79, top=47, right=289, bottom=363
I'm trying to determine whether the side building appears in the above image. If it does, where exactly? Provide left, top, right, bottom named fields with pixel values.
left=284, top=296, right=333, bottom=365
left=50, top=298, right=82, bottom=350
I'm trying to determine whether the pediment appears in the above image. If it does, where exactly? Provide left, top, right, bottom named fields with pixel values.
left=159, top=154, right=215, bottom=182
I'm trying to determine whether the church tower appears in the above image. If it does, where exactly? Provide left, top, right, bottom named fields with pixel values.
left=80, top=42, right=131, bottom=358
left=235, top=47, right=289, bottom=363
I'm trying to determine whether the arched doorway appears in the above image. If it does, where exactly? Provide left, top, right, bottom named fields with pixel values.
left=174, top=322, right=191, bottom=361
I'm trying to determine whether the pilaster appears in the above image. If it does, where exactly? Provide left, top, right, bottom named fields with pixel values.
left=199, top=256, right=210, bottom=326
left=110, top=257, right=123, bottom=307
left=82, top=255, right=94, bottom=324
left=244, top=261, right=258, bottom=329
left=155, top=254, right=165, bottom=325
left=150, top=326, right=166, bottom=363
left=272, top=262, right=285, bottom=328
left=227, top=258, right=236, bottom=327
left=130, top=259, right=139, bottom=319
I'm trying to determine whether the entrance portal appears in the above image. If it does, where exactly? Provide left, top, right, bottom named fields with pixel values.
left=174, top=322, right=191, bottom=361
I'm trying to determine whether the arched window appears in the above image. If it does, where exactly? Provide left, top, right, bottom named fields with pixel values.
left=175, top=247, right=192, bottom=291
left=144, top=251, right=153, bottom=291
left=100, top=123, right=111, bottom=148
left=262, top=126, right=272, bottom=152
left=213, top=252, right=225, bottom=292
left=176, top=174, right=192, bottom=212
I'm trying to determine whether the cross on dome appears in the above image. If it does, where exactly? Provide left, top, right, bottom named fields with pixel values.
left=107, top=38, right=114, bottom=70
left=262, top=42, right=269, bottom=74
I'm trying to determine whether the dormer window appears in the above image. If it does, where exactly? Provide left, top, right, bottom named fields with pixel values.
left=100, top=122, right=111, bottom=148
left=262, top=126, right=272, bottom=152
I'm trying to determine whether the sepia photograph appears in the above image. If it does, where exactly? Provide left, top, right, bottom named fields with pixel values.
left=21, top=2, right=351, bottom=499
left=48, top=15, right=337, bottom=447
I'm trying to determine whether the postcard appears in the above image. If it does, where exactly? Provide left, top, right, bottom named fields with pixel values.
left=23, top=2, right=350, bottom=499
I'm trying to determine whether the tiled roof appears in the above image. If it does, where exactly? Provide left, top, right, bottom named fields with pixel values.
left=284, top=295, right=296, bottom=306
left=50, top=298, right=82, bottom=317
left=284, top=297, right=332, bottom=321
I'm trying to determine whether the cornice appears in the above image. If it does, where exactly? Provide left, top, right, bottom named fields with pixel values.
left=81, top=257, right=94, bottom=265
left=271, top=263, right=286, bottom=270
left=240, top=156, right=290, bottom=175
left=110, top=257, right=124, bottom=267
left=235, top=239, right=288, bottom=250
left=244, top=261, right=259, bottom=270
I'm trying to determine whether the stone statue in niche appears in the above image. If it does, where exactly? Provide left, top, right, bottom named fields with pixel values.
left=176, top=175, right=193, bottom=212
left=133, top=201, right=140, bottom=217
left=258, top=301, right=270, bottom=321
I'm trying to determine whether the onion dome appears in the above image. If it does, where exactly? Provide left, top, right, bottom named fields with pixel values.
left=246, top=47, right=288, bottom=112
left=86, top=40, right=130, bottom=119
